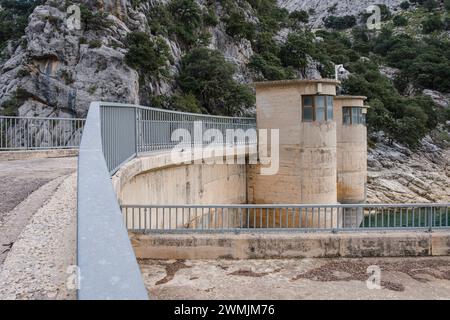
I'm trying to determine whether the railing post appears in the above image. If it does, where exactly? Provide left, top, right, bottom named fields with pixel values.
left=134, top=107, right=138, bottom=156
left=428, top=207, right=433, bottom=232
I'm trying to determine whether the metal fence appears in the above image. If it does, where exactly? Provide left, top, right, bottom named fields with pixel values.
left=99, top=103, right=256, bottom=173
left=0, top=116, right=85, bottom=150
left=77, top=102, right=256, bottom=299
left=137, top=107, right=256, bottom=153
left=121, top=203, right=450, bottom=233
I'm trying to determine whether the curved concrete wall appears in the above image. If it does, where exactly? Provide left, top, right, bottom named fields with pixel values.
left=334, top=97, right=367, bottom=204
left=112, top=147, right=251, bottom=229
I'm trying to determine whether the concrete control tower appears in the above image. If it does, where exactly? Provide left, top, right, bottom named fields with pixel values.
left=247, top=79, right=368, bottom=228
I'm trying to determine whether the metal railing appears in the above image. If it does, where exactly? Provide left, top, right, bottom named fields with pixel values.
left=0, top=116, right=85, bottom=150
left=121, top=203, right=450, bottom=233
left=100, top=103, right=256, bottom=173
left=137, top=107, right=256, bottom=153
left=77, top=102, right=256, bottom=299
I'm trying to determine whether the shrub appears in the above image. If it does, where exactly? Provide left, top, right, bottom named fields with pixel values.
left=393, top=15, right=408, bottom=26
left=125, top=32, right=171, bottom=80
left=341, top=60, right=441, bottom=147
left=423, top=0, right=438, bottom=11
left=0, top=0, right=43, bottom=48
left=79, top=4, right=112, bottom=31
left=288, top=10, right=309, bottom=28
left=148, top=0, right=212, bottom=47
left=177, top=48, right=254, bottom=116
left=88, top=39, right=102, bottom=48
left=400, top=1, right=410, bottom=10
left=445, top=0, right=450, bottom=11
left=0, top=88, right=31, bottom=116
left=167, top=0, right=203, bottom=46
left=422, top=14, right=443, bottom=33
left=248, top=53, right=293, bottom=80
left=223, top=11, right=256, bottom=41
left=280, top=32, right=315, bottom=73
left=149, top=93, right=202, bottom=113
left=323, top=15, right=357, bottom=29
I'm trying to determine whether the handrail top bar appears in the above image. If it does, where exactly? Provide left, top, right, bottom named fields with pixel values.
left=93, top=101, right=256, bottom=121
left=0, top=115, right=86, bottom=121
left=121, top=203, right=450, bottom=209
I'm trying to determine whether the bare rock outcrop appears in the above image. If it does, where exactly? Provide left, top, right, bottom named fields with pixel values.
left=367, top=138, right=450, bottom=203
left=278, top=0, right=405, bottom=28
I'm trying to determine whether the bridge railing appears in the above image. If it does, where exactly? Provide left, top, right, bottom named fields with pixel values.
left=100, top=104, right=256, bottom=173
left=0, top=116, right=85, bottom=150
left=77, top=102, right=256, bottom=299
left=120, top=203, right=450, bottom=233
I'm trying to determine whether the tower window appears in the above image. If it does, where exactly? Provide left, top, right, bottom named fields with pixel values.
left=302, top=95, right=334, bottom=122
left=343, top=107, right=366, bottom=125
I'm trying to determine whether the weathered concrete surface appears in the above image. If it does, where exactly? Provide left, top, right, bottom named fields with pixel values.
left=334, top=96, right=367, bottom=204
left=139, top=256, right=450, bottom=300
left=131, top=231, right=450, bottom=260
left=250, top=80, right=339, bottom=208
left=0, top=149, right=78, bottom=161
left=0, top=176, right=65, bottom=265
left=0, top=173, right=77, bottom=300
left=0, top=157, right=77, bottom=299
left=113, top=147, right=255, bottom=229
left=0, top=157, right=77, bottom=217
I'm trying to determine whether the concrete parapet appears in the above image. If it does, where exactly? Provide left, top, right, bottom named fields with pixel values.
left=130, top=231, right=450, bottom=259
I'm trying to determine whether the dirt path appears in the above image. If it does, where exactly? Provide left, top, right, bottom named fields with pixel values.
left=139, top=256, right=450, bottom=300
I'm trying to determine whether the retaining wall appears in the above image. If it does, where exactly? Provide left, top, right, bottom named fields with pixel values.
left=130, top=230, right=450, bottom=259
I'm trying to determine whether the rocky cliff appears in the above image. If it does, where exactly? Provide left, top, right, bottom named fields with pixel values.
left=0, top=0, right=257, bottom=117
left=368, top=137, right=450, bottom=203
left=279, top=0, right=405, bottom=27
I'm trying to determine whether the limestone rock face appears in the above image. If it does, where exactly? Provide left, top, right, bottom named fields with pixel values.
left=367, top=137, right=450, bottom=203
left=0, top=0, right=260, bottom=117
left=0, top=2, right=140, bottom=117
left=278, top=0, right=405, bottom=28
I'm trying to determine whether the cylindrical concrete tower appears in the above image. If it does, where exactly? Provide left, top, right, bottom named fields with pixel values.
left=334, top=96, right=368, bottom=205
left=248, top=79, right=340, bottom=228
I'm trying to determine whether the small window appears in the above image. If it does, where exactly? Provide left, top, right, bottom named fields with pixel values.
left=343, top=107, right=351, bottom=125
left=302, top=95, right=334, bottom=122
left=352, top=108, right=359, bottom=124
left=315, top=96, right=325, bottom=121
left=303, top=96, right=314, bottom=121
left=326, top=96, right=333, bottom=120
left=343, top=107, right=366, bottom=125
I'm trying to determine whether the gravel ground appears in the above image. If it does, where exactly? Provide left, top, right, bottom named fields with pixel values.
left=0, top=173, right=77, bottom=300
left=0, top=157, right=76, bottom=267
left=139, top=256, right=450, bottom=300
left=0, top=157, right=76, bottom=217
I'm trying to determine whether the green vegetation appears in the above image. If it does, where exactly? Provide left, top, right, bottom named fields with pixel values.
left=0, top=0, right=43, bottom=49
left=0, top=88, right=30, bottom=116
left=324, top=15, right=357, bottom=30
left=60, top=70, right=74, bottom=85
left=400, top=1, right=411, bottom=10
left=422, top=14, right=444, bottom=33
left=88, top=39, right=102, bottom=48
left=147, top=0, right=214, bottom=48
left=313, top=26, right=450, bottom=147
left=79, top=4, right=112, bottom=31
left=149, top=93, right=202, bottom=114
left=177, top=48, right=254, bottom=116
left=393, top=15, right=408, bottom=27
left=124, top=32, right=171, bottom=81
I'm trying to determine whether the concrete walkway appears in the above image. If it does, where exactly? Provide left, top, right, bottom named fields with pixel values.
left=139, top=256, right=450, bottom=300
left=0, top=157, right=77, bottom=299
